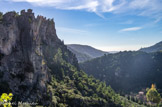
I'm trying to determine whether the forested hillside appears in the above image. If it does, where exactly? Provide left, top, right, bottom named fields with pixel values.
left=80, top=51, right=162, bottom=94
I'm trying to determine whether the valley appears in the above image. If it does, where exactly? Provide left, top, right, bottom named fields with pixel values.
left=0, top=7, right=162, bottom=107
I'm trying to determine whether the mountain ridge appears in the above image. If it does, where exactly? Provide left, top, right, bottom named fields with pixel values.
left=80, top=51, right=162, bottom=94
left=67, top=44, right=108, bottom=62
left=140, top=41, right=162, bottom=53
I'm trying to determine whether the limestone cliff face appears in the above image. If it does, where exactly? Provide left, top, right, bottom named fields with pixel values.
left=0, top=9, right=78, bottom=105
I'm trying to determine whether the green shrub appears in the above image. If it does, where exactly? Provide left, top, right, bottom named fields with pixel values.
left=28, top=18, right=32, bottom=23
left=0, top=12, right=3, bottom=21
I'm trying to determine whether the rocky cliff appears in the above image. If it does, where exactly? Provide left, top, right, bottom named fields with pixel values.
left=0, top=9, right=78, bottom=105
left=0, top=9, right=145, bottom=107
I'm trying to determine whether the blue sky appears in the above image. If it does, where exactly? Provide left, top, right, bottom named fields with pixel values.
left=1, top=0, right=162, bottom=51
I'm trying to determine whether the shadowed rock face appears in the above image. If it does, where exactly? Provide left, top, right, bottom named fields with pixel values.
left=0, top=9, right=78, bottom=105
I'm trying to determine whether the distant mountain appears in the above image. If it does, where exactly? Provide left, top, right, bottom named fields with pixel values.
left=67, top=44, right=108, bottom=62
left=80, top=51, right=162, bottom=94
left=109, top=51, right=119, bottom=53
left=140, top=41, right=162, bottom=53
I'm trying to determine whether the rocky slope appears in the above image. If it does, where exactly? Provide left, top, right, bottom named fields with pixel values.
left=0, top=9, right=78, bottom=105
left=67, top=44, right=108, bottom=62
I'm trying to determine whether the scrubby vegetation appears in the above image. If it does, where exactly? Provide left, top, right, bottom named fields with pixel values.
left=45, top=48, right=145, bottom=107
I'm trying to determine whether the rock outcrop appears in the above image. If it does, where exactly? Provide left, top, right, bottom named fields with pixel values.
left=0, top=9, right=78, bottom=105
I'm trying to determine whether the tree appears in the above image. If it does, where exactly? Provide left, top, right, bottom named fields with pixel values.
left=0, top=93, right=13, bottom=107
left=146, top=84, right=161, bottom=104
left=0, top=12, right=3, bottom=21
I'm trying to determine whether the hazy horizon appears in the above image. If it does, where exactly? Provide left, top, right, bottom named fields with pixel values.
left=66, top=43, right=157, bottom=52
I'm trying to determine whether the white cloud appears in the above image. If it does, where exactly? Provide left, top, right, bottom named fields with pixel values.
left=8, top=0, right=162, bottom=20
left=8, top=0, right=124, bottom=13
left=65, top=1, right=99, bottom=12
left=120, top=27, right=142, bottom=32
